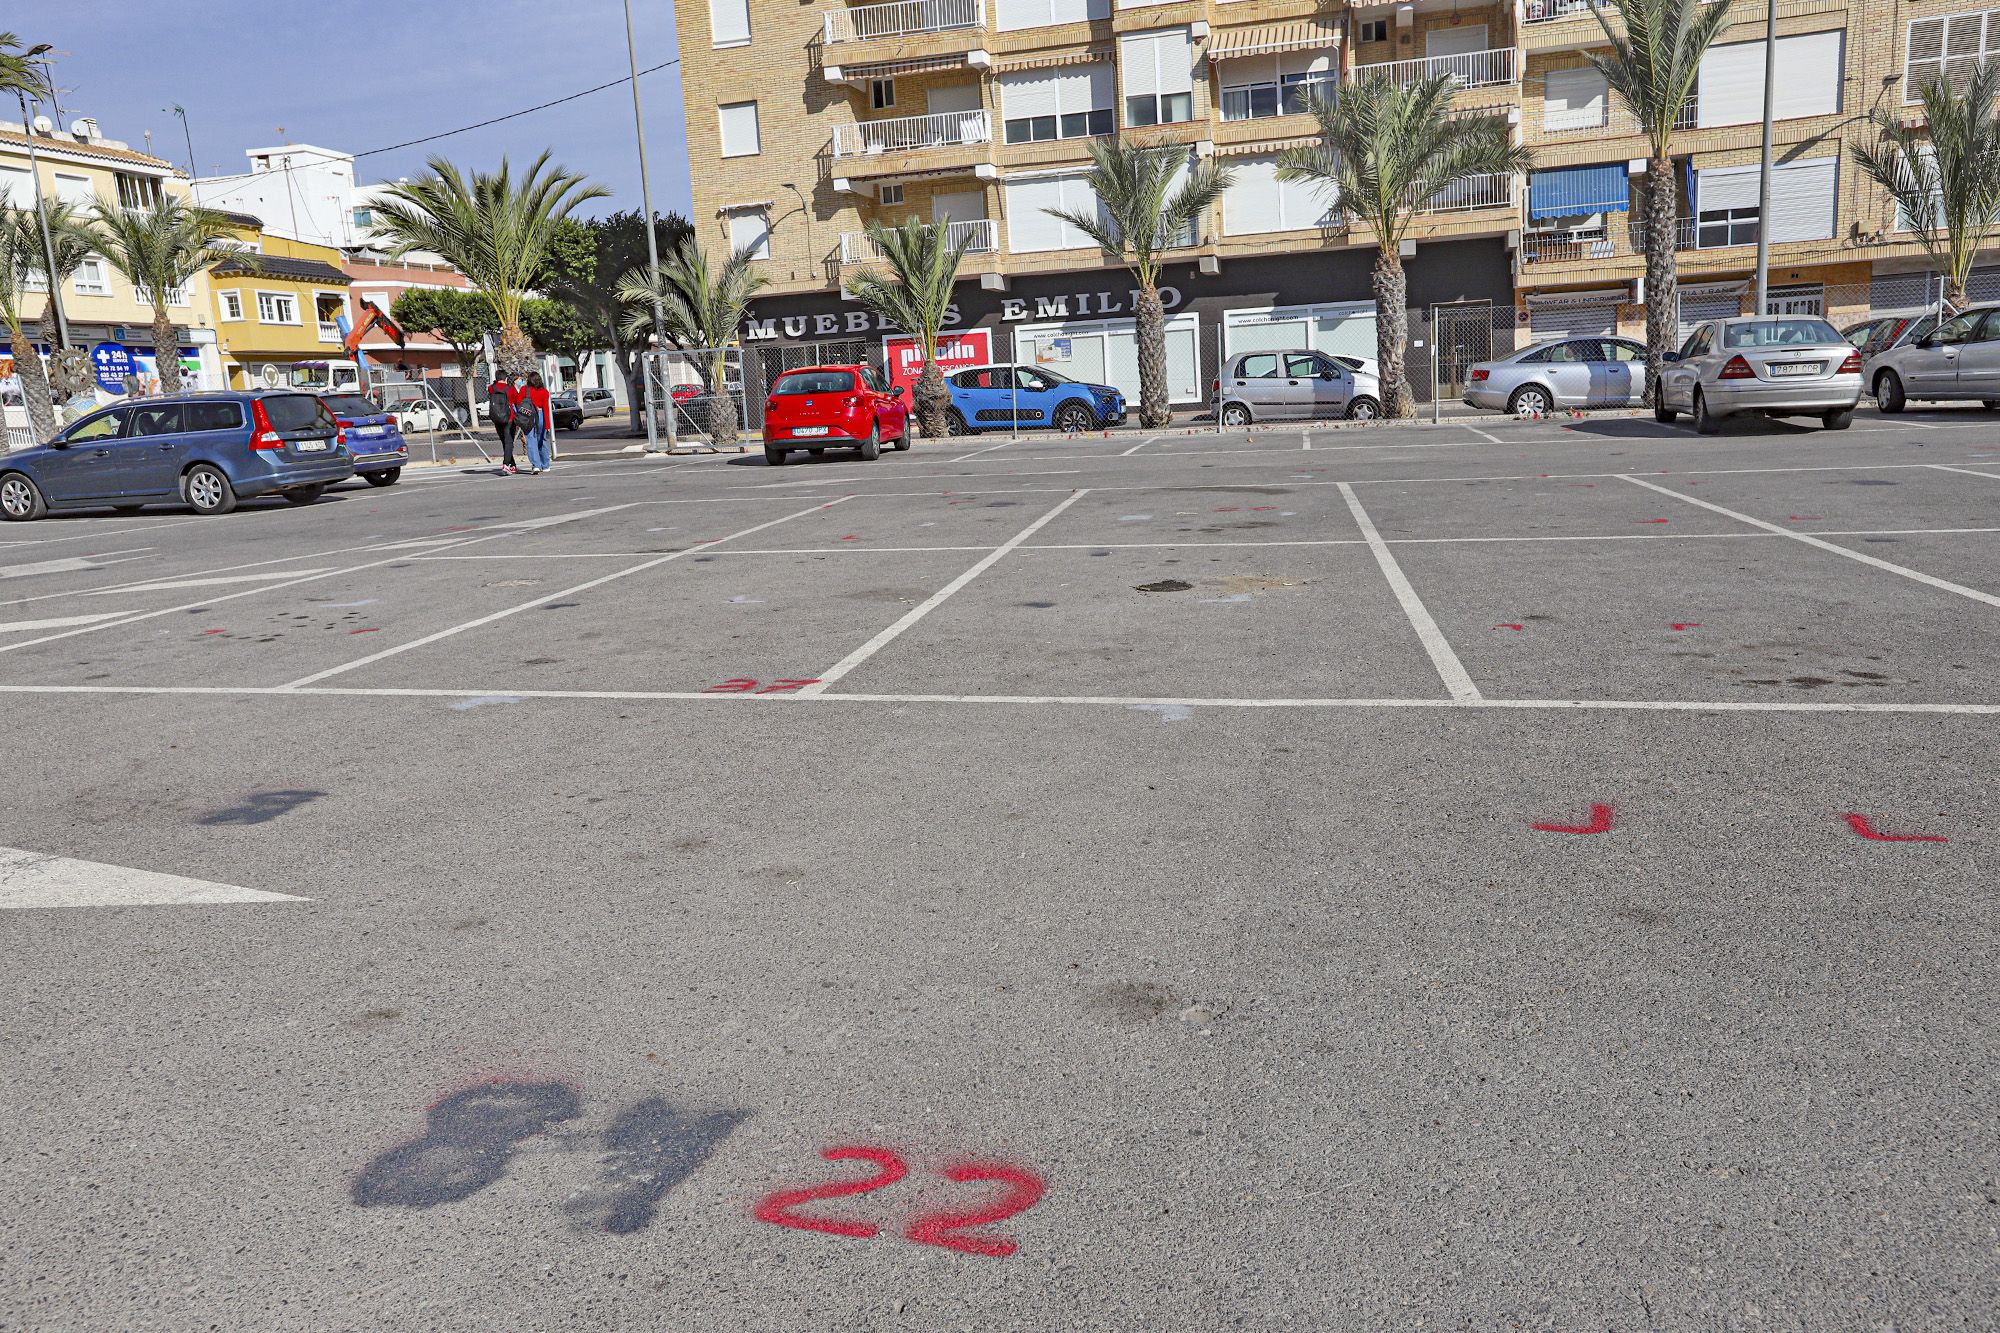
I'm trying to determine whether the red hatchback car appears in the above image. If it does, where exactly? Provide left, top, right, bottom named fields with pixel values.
left=761, top=364, right=910, bottom=465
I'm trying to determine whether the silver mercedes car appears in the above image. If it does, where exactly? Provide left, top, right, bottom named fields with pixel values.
left=1860, top=303, right=2000, bottom=413
left=1656, top=316, right=1862, bottom=434
left=1462, top=335, right=1649, bottom=415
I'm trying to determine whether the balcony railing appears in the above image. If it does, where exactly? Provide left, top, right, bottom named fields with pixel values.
left=1627, top=217, right=1717, bottom=252
left=1351, top=48, right=1517, bottom=90
left=823, top=0, right=984, bottom=44
left=1420, top=172, right=1517, bottom=214
left=1522, top=227, right=1618, bottom=264
left=831, top=109, right=993, bottom=158
left=318, top=321, right=344, bottom=344
left=1538, top=98, right=1697, bottom=135
left=1524, top=0, right=1604, bottom=24
left=1219, top=74, right=1339, bottom=122
left=840, top=218, right=999, bottom=263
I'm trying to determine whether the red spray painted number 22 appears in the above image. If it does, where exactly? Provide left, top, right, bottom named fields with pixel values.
left=754, top=1147, right=1045, bottom=1257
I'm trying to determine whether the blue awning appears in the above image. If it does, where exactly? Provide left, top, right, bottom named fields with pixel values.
left=1528, top=163, right=1631, bottom=220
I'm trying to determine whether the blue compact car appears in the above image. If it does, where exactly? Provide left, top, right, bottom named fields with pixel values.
left=318, top=392, right=409, bottom=485
left=0, top=390, right=353, bottom=521
left=944, top=364, right=1126, bottom=435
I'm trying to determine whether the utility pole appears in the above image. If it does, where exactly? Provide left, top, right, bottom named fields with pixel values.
left=623, top=0, right=669, bottom=455
left=168, top=104, right=198, bottom=183
left=1752, top=0, right=1776, bottom=317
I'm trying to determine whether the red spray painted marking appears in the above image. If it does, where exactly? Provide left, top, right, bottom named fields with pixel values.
left=756, top=679, right=821, bottom=695
left=349, top=628, right=380, bottom=635
left=1671, top=623, right=1700, bottom=630
left=1533, top=804, right=1615, bottom=835
left=1250, top=505, right=1277, bottom=511
left=905, top=1162, right=1047, bottom=1258
left=1788, top=516, right=1822, bottom=522
left=202, top=629, right=226, bottom=636
left=1842, top=813, right=1948, bottom=844
left=840, top=535, right=859, bottom=541
left=703, top=678, right=760, bottom=694
left=753, top=1147, right=907, bottom=1239
left=1494, top=623, right=1524, bottom=631
left=1638, top=518, right=1669, bottom=524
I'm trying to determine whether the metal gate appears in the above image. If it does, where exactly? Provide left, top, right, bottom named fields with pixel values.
left=1430, top=301, right=1495, bottom=397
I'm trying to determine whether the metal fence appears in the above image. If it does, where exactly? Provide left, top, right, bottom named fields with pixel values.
left=642, top=347, right=751, bottom=451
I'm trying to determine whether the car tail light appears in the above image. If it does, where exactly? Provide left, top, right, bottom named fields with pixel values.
left=1838, top=351, right=1861, bottom=374
left=1469, top=368, right=1489, bottom=382
left=387, top=413, right=401, bottom=432
left=1719, top=355, right=1755, bottom=380
left=337, top=428, right=347, bottom=446
left=249, top=399, right=284, bottom=449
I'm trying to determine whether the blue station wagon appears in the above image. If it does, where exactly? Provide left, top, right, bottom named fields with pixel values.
left=0, top=390, right=353, bottom=521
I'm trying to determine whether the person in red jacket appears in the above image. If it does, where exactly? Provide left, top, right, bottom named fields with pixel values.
left=519, top=371, right=554, bottom=474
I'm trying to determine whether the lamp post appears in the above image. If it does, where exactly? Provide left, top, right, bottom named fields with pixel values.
left=166, top=103, right=198, bottom=184
left=622, top=0, right=670, bottom=453
left=15, top=45, right=70, bottom=350
left=1752, top=0, right=1776, bottom=316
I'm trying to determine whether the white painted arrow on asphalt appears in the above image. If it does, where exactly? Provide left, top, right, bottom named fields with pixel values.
left=0, top=611, right=147, bottom=633
left=0, top=549, right=153, bottom=581
left=0, top=846, right=311, bottom=910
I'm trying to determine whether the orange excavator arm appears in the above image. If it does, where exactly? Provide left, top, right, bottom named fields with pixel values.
left=343, top=300, right=407, bottom=358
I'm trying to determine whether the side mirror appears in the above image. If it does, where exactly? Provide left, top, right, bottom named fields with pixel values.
left=1917, top=335, right=1937, bottom=349
left=892, top=385, right=907, bottom=397
left=1661, top=351, right=1681, bottom=363
left=1319, top=370, right=1337, bottom=381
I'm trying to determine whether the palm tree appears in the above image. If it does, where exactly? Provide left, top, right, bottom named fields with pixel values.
left=842, top=219, right=974, bottom=438
left=1277, top=76, right=1531, bottom=418
left=1, top=209, right=58, bottom=439
left=0, top=32, right=50, bottom=102
left=616, top=235, right=767, bottom=447
left=369, top=153, right=606, bottom=376
left=1587, top=0, right=1734, bottom=403
left=21, top=200, right=93, bottom=352
left=1045, top=138, right=1233, bottom=428
left=1855, top=62, right=2000, bottom=310
left=88, top=197, right=252, bottom=395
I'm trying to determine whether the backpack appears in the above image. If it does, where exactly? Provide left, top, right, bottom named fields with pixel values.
left=487, top=382, right=514, bottom=426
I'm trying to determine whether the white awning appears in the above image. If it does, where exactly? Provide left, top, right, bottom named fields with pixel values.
left=1208, top=18, right=1341, bottom=60
left=993, top=46, right=1112, bottom=73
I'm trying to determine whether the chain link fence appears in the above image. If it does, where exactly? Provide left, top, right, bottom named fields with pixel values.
left=642, top=347, right=751, bottom=451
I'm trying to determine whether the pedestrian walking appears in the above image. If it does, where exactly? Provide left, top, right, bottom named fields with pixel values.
left=488, top=377, right=519, bottom=474
left=520, top=371, right=555, bottom=474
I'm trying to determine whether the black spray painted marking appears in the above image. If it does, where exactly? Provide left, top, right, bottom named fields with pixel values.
left=352, top=1080, right=582, bottom=1208
left=566, top=1098, right=752, bottom=1235
left=196, top=789, right=327, bottom=826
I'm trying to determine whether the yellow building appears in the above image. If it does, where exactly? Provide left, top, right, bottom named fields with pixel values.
left=0, top=118, right=222, bottom=391
left=205, top=221, right=354, bottom=390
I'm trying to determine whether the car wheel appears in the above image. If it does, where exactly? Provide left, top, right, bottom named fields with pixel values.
left=1220, top=402, right=1253, bottom=427
left=363, top=468, right=401, bottom=487
left=283, top=484, right=327, bottom=506
left=183, top=464, right=237, bottom=515
left=892, top=423, right=912, bottom=451
left=1055, top=402, right=1094, bottom=434
left=1654, top=405, right=1678, bottom=424
left=764, top=444, right=788, bottom=466
left=1874, top=370, right=1905, bottom=413
left=1822, top=408, right=1854, bottom=431
left=1693, top=390, right=1722, bottom=436
left=0, top=472, right=46, bottom=522
left=1508, top=385, right=1552, bottom=417
left=858, top=426, right=881, bottom=461
left=945, top=408, right=971, bottom=436
left=1984, top=400, right=2000, bottom=411
left=559, top=414, right=580, bottom=430
left=1345, top=396, right=1381, bottom=421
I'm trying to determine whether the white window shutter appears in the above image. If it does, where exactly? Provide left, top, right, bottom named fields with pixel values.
left=1121, top=32, right=1163, bottom=99
left=1280, top=172, right=1337, bottom=229
left=1697, top=41, right=1764, bottom=127
left=1771, top=31, right=1843, bottom=120
left=708, top=0, right=750, bottom=47
left=994, top=0, right=1043, bottom=32
left=1001, top=71, right=1061, bottom=121
left=727, top=210, right=770, bottom=259
left=1696, top=164, right=1760, bottom=212
left=1080, top=61, right=1117, bottom=112
left=1543, top=66, right=1607, bottom=132
left=1223, top=158, right=1285, bottom=235
left=1006, top=178, right=1065, bottom=251
left=718, top=102, right=760, bottom=156
left=1278, top=48, right=1336, bottom=78
left=1155, top=29, right=1194, bottom=95
left=1768, top=157, right=1838, bottom=242
left=1055, top=0, right=1107, bottom=19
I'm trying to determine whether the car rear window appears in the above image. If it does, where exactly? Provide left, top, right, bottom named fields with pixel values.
left=263, top=394, right=335, bottom=432
left=321, top=394, right=382, bottom=418
left=184, top=402, right=245, bottom=432
left=772, top=370, right=855, bottom=395
left=1722, top=319, right=1842, bottom=348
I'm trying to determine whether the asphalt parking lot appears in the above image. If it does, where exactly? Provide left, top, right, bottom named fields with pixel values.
left=3, top=406, right=1995, bottom=1330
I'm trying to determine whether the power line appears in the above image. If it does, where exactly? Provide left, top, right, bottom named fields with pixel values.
left=351, top=57, right=680, bottom=161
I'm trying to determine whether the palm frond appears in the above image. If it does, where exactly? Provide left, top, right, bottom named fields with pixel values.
left=615, top=235, right=767, bottom=348
left=1586, top=0, right=1733, bottom=153
left=1856, top=61, right=2000, bottom=297
left=85, top=198, right=257, bottom=311
left=1048, top=137, right=1237, bottom=286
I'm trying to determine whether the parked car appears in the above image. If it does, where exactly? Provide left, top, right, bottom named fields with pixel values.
left=376, top=383, right=471, bottom=433
left=1463, top=336, right=1649, bottom=415
left=1656, top=316, right=1862, bottom=433
left=1329, top=355, right=1383, bottom=418
left=943, top=364, right=1126, bottom=434
left=760, top=365, right=909, bottom=465
left=317, top=392, right=408, bottom=486
left=1860, top=303, right=2000, bottom=412
left=553, top=387, right=617, bottom=429
left=0, top=390, right=351, bottom=521
left=1215, top=350, right=1371, bottom=424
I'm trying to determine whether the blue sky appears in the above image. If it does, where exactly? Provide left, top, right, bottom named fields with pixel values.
left=22, top=1, right=694, bottom=220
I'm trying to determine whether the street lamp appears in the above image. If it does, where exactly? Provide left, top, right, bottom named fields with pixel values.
left=622, top=0, right=672, bottom=453
left=15, top=44, right=71, bottom=350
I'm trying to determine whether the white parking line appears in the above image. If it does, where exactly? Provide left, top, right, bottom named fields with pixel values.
left=1336, top=483, right=1481, bottom=702
left=1461, top=424, right=1502, bottom=444
left=279, top=497, right=854, bottom=689
left=802, top=490, right=1090, bottom=693
left=953, top=440, right=1014, bottom=462
left=1928, top=463, right=2000, bottom=482
left=1119, top=435, right=1159, bottom=456
left=1619, top=475, right=2000, bottom=609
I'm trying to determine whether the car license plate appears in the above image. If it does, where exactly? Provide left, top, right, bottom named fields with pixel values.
left=354, top=425, right=383, bottom=437
left=296, top=440, right=329, bottom=452
left=792, top=426, right=830, bottom=436
left=1770, top=362, right=1822, bottom=377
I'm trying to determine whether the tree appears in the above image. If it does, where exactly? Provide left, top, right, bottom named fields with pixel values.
left=390, top=286, right=496, bottom=420
left=520, top=296, right=600, bottom=390
left=88, top=197, right=252, bottom=395
left=0, top=33, right=50, bottom=103
left=22, top=200, right=93, bottom=352
left=1046, top=139, right=1233, bottom=428
left=616, top=236, right=766, bottom=447
left=367, top=153, right=606, bottom=376
left=1588, top=0, right=1733, bottom=403
left=1276, top=77, right=1531, bottom=418
left=842, top=219, right=975, bottom=437
left=1856, top=61, right=2000, bottom=310
left=0, top=208, right=57, bottom=439
left=540, top=210, right=693, bottom=431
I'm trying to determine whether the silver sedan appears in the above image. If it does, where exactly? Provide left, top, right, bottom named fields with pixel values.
left=1462, top=336, right=1648, bottom=415
left=1656, top=316, right=1862, bottom=434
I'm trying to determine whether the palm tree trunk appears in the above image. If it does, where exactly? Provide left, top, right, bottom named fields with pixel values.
left=7, top=317, right=57, bottom=440
left=1372, top=248, right=1412, bottom=419
left=1135, top=285, right=1170, bottom=429
left=1642, top=154, right=1680, bottom=407
left=706, top=349, right=737, bottom=447
left=151, top=305, right=181, bottom=395
left=915, top=358, right=947, bottom=439
left=496, top=323, right=536, bottom=378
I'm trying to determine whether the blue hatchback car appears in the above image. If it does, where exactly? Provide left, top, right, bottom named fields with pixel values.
left=945, top=364, right=1126, bottom=435
left=317, top=392, right=410, bottom=486
left=0, top=390, right=353, bottom=522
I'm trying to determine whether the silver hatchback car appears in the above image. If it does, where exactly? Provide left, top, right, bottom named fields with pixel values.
left=1861, top=303, right=2000, bottom=413
left=1462, top=336, right=1648, bottom=415
left=1657, top=316, right=1862, bottom=434
left=1216, top=350, right=1369, bottom=424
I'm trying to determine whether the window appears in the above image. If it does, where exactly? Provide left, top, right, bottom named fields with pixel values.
left=1696, top=157, right=1836, bottom=247
left=1003, top=173, right=1105, bottom=251
left=115, top=173, right=163, bottom=210
left=1120, top=29, right=1194, bottom=127
left=718, top=102, right=761, bottom=157
left=127, top=404, right=183, bottom=437
left=0, top=164, right=29, bottom=210
left=218, top=291, right=244, bottom=322
left=1285, top=353, right=1327, bottom=378
left=879, top=183, right=905, bottom=205
left=1906, top=10, right=2000, bottom=97
left=352, top=207, right=374, bottom=227
left=1696, top=205, right=1760, bottom=249
left=773, top=370, right=855, bottom=394
left=710, top=0, right=751, bottom=47
left=1218, top=50, right=1337, bottom=121
left=994, top=0, right=1108, bottom=32
left=1222, top=156, right=1338, bottom=235
left=871, top=78, right=896, bottom=110
left=257, top=290, right=301, bottom=324
left=1679, top=325, right=1712, bottom=359
left=1358, top=19, right=1389, bottom=43
left=63, top=409, right=128, bottom=442
left=1721, top=318, right=1841, bottom=348
left=861, top=367, right=889, bottom=392
left=1001, top=63, right=1115, bottom=142
left=263, top=395, right=336, bottom=432
left=726, top=208, right=771, bottom=259
left=1697, top=31, right=1842, bottom=126
left=1236, top=353, right=1281, bottom=378
left=72, top=258, right=110, bottom=296
left=1542, top=66, right=1608, bottom=132
left=1605, top=340, right=1645, bottom=362
left=185, top=402, right=245, bottom=433
left=52, top=173, right=93, bottom=207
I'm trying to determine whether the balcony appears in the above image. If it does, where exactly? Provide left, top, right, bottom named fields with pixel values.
left=823, top=0, right=984, bottom=44
left=839, top=218, right=1000, bottom=263
left=1351, top=48, right=1518, bottom=91
left=1420, top=172, right=1518, bottom=214
left=318, top=321, right=344, bottom=344
left=832, top=109, right=992, bottom=159
left=1524, top=0, right=1604, bottom=24
left=1522, top=226, right=1620, bottom=265
left=1219, top=74, right=1339, bottom=123
left=1531, top=97, right=1698, bottom=140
